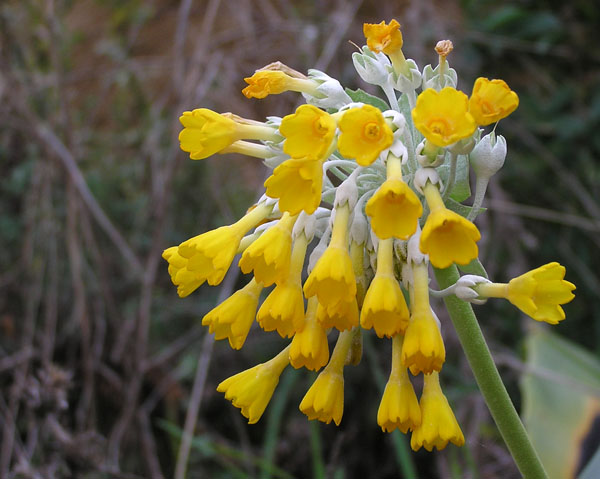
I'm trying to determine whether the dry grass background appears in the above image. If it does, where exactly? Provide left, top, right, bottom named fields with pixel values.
left=0, top=0, right=598, bottom=478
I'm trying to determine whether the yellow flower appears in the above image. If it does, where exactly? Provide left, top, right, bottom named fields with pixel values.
left=178, top=109, right=237, bottom=160
left=217, top=346, right=290, bottom=424
left=239, top=212, right=297, bottom=286
left=476, top=262, right=576, bottom=324
left=363, top=19, right=403, bottom=55
left=280, top=104, right=337, bottom=159
left=201, top=279, right=262, bottom=350
left=411, top=372, right=464, bottom=451
left=366, top=179, right=422, bottom=240
left=316, top=297, right=359, bottom=332
left=163, top=203, right=273, bottom=296
left=289, top=298, right=329, bottom=371
left=304, top=204, right=356, bottom=307
left=360, top=239, right=410, bottom=338
left=264, top=157, right=324, bottom=215
left=402, top=308, right=446, bottom=375
left=256, top=233, right=309, bottom=337
left=242, top=69, right=319, bottom=99
left=420, top=182, right=480, bottom=269
left=469, top=77, right=519, bottom=126
left=377, top=335, right=421, bottom=433
left=402, top=262, right=445, bottom=375
left=299, top=329, right=355, bottom=425
left=337, top=105, right=394, bottom=166
left=412, top=87, right=477, bottom=147
left=507, top=263, right=575, bottom=324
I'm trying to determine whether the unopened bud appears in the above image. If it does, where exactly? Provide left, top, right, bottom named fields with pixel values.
left=470, top=133, right=507, bottom=180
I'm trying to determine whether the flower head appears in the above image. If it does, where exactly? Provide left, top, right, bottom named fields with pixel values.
left=178, top=109, right=238, bottom=160
left=289, top=298, right=330, bottom=371
left=299, top=368, right=344, bottom=425
left=162, top=246, right=204, bottom=298
left=280, top=104, right=337, bottom=159
left=239, top=213, right=296, bottom=286
left=469, top=77, right=519, bottom=126
left=366, top=178, right=423, bottom=240
left=412, top=87, right=477, bottom=147
left=257, top=281, right=304, bottom=338
left=338, top=105, right=394, bottom=166
left=378, top=336, right=421, bottom=433
left=402, top=308, right=446, bottom=375
left=217, top=347, right=290, bottom=424
left=363, top=19, right=403, bottom=55
left=242, top=70, right=295, bottom=99
left=410, top=372, right=464, bottom=451
left=264, top=158, right=323, bottom=215
left=201, top=279, right=262, bottom=350
left=316, top=297, right=359, bottom=332
left=507, top=262, right=575, bottom=324
left=420, top=182, right=480, bottom=269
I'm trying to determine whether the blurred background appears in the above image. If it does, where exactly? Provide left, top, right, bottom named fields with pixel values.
left=1, top=0, right=599, bottom=478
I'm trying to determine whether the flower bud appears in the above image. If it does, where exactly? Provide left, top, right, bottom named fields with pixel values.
left=352, top=48, right=391, bottom=87
left=302, top=70, right=352, bottom=109
left=390, top=59, right=422, bottom=92
left=470, top=133, right=507, bottom=180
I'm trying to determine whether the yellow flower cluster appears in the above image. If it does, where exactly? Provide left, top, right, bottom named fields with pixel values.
left=164, top=18, right=574, bottom=453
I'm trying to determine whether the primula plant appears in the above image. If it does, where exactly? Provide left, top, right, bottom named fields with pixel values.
left=164, top=20, right=575, bottom=476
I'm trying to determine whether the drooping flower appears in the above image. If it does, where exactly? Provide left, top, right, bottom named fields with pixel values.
left=280, top=104, right=337, bottom=159
left=239, top=212, right=297, bottom=286
left=475, top=262, right=576, bottom=324
left=242, top=69, right=320, bottom=99
left=412, top=87, right=477, bottom=147
left=217, top=346, right=290, bottom=424
left=337, top=105, right=394, bottom=166
left=469, top=77, right=519, bottom=126
left=377, top=335, right=421, bottom=433
left=316, top=297, right=359, bottom=332
left=256, top=233, right=309, bottom=337
left=201, top=279, right=263, bottom=350
left=304, top=203, right=356, bottom=307
left=402, top=261, right=445, bottom=375
left=299, top=329, right=355, bottom=425
left=163, top=203, right=273, bottom=296
left=366, top=153, right=422, bottom=239
left=179, top=109, right=279, bottom=160
left=419, top=181, right=480, bottom=268
left=410, top=372, right=464, bottom=451
left=360, top=238, right=410, bottom=337
left=264, top=157, right=324, bottom=215
left=363, top=19, right=403, bottom=55
left=289, top=297, right=330, bottom=371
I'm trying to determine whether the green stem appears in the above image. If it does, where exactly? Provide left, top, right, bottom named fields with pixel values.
left=434, top=265, right=548, bottom=479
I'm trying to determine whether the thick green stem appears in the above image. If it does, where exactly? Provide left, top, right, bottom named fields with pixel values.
left=434, top=265, right=548, bottom=479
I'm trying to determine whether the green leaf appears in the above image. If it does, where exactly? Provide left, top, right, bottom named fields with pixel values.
left=344, top=88, right=389, bottom=112
left=521, top=326, right=600, bottom=479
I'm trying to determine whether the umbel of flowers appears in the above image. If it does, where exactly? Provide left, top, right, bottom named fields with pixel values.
left=163, top=20, right=575, bottom=452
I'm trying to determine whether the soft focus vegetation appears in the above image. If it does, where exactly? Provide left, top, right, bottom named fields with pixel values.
left=0, top=1, right=598, bottom=478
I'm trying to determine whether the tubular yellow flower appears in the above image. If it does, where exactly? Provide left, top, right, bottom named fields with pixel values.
left=316, top=297, right=359, bottom=332
left=402, top=262, right=445, bottom=375
left=178, top=109, right=278, bottom=160
left=420, top=182, right=480, bottom=268
left=289, top=297, right=329, bottom=371
left=164, top=203, right=273, bottom=296
left=360, top=239, right=410, bottom=338
left=476, top=262, right=576, bottom=324
left=363, top=19, right=403, bottom=55
left=242, top=69, right=319, bottom=99
left=366, top=154, right=422, bottom=239
left=299, top=329, right=355, bottom=425
left=412, top=87, right=477, bottom=147
left=264, top=157, right=324, bottom=215
left=217, top=346, right=290, bottom=424
left=469, top=77, right=519, bottom=126
left=239, top=212, right=297, bottom=286
left=410, top=372, right=465, bottom=451
left=201, top=278, right=263, bottom=350
left=256, top=233, right=309, bottom=337
left=304, top=204, right=356, bottom=307
left=377, top=335, right=421, bottom=433
left=337, top=105, right=394, bottom=166
left=280, top=104, right=337, bottom=159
